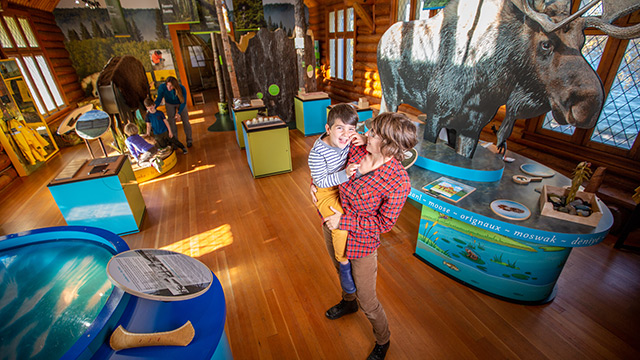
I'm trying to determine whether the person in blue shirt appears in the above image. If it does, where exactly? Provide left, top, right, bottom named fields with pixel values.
left=123, top=123, right=163, bottom=173
left=155, top=76, right=193, bottom=147
left=144, top=97, right=187, bottom=154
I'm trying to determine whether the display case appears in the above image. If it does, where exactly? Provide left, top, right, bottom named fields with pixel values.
left=0, top=59, right=58, bottom=176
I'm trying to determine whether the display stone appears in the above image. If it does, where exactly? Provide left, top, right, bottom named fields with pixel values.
left=231, top=103, right=266, bottom=149
left=0, top=59, right=59, bottom=176
left=48, top=155, right=146, bottom=235
left=241, top=116, right=291, bottom=178
left=294, top=92, right=331, bottom=136
left=408, top=125, right=612, bottom=304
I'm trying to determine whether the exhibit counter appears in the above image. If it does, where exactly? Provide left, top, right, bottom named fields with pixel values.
left=407, top=129, right=612, bottom=304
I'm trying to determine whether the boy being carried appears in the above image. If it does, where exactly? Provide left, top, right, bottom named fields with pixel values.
left=308, top=103, right=365, bottom=294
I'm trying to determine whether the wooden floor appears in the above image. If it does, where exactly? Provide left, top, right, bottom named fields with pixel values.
left=1, top=101, right=640, bottom=360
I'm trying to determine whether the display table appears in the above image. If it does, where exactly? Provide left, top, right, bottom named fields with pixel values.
left=327, top=103, right=373, bottom=122
left=241, top=117, right=292, bottom=178
left=294, top=92, right=331, bottom=136
left=48, top=155, right=146, bottom=235
left=231, top=104, right=266, bottom=149
left=407, top=126, right=612, bottom=304
left=0, top=227, right=232, bottom=360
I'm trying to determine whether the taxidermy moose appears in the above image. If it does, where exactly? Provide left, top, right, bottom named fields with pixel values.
left=377, top=0, right=640, bottom=158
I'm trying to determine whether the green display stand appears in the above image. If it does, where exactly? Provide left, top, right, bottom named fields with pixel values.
left=231, top=104, right=266, bottom=149
left=241, top=117, right=292, bottom=178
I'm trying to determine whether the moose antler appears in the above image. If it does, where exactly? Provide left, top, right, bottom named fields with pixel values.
left=513, top=0, right=640, bottom=39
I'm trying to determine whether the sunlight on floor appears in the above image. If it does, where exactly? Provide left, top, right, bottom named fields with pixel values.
left=161, top=224, right=233, bottom=257
left=139, top=164, right=216, bottom=185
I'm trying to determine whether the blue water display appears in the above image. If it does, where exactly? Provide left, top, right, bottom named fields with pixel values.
left=415, top=206, right=572, bottom=302
left=0, top=240, right=114, bottom=360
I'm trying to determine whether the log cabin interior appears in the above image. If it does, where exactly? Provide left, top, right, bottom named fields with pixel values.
left=0, top=0, right=639, bottom=359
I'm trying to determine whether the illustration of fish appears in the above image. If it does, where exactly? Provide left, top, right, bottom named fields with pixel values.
left=443, top=261, right=459, bottom=271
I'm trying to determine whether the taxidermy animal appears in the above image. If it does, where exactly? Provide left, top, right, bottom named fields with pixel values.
left=377, top=0, right=640, bottom=158
left=97, top=55, right=150, bottom=122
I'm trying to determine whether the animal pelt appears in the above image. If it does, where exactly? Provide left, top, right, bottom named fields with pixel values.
left=81, top=72, right=100, bottom=98
left=97, top=56, right=150, bottom=110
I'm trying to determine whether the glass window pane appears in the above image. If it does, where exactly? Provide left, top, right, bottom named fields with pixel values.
left=4, top=16, right=27, bottom=48
left=36, top=55, right=64, bottom=107
left=12, top=57, right=45, bottom=114
left=24, top=56, right=55, bottom=112
left=347, top=8, right=354, bottom=32
left=329, top=11, right=335, bottom=33
left=330, top=39, right=335, bottom=78
left=397, top=0, right=411, bottom=22
left=346, top=39, right=354, bottom=81
left=0, top=22, right=13, bottom=48
left=18, top=18, right=38, bottom=48
left=338, top=38, right=344, bottom=79
left=338, top=10, right=344, bottom=32
left=543, top=35, right=606, bottom=135
left=580, top=0, right=602, bottom=17
left=189, top=46, right=205, bottom=67
left=590, top=38, right=640, bottom=149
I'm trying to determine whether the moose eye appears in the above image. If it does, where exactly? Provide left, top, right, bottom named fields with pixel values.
left=540, top=41, right=553, bottom=53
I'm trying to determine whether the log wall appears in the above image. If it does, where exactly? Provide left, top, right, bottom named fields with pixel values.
left=309, top=0, right=422, bottom=116
left=6, top=3, right=83, bottom=124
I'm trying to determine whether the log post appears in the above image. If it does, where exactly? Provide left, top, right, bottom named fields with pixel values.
left=214, top=0, right=240, bottom=100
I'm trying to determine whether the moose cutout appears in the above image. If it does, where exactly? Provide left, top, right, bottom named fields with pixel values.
left=377, top=0, right=640, bottom=158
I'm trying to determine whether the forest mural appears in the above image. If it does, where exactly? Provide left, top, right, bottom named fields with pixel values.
left=54, top=0, right=172, bottom=97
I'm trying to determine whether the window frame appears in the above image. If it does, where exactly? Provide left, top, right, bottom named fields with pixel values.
left=326, top=5, right=355, bottom=83
left=526, top=2, right=640, bottom=162
left=0, top=11, right=67, bottom=118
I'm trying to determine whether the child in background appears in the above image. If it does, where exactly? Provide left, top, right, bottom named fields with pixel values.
left=308, top=103, right=365, bottom=294
left=144, top=97, right=187, bottom=154
left=123, top=123, right=163, bottom=173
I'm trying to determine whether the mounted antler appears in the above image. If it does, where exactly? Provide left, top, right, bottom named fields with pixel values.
left=584, top=0, right=640, bottom=39
left=512, top=0, right=640, bottom=39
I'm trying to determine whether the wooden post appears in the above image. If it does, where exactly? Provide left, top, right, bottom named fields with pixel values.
left=210, top=32, right=226, bottom=104
left=294, top=0, right=306, bottom=92
left=214, top=0, right=240, bottom=100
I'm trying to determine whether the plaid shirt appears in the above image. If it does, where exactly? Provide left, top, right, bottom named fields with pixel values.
left=339, top=145, right=411, bottom=259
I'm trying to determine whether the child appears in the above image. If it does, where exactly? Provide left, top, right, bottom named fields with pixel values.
left=308, top=103, right=365, bottom=294
left=123, top=123, right=163, bottom=173
left=144, top=97, right=188, bottom=154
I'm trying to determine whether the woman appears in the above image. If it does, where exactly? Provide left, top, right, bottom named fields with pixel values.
left=317, top=112, right=418, bottom=360
left=155, top=76, right=193, bottom=147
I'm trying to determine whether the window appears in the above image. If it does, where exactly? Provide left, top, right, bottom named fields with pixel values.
left=0, top=14, right=65, bottom=117
left=188, top=46, right=206, bottom=68
left=531, top=0, right=640, bottom=160
left=396, top=0, right=445, bottom=22
left=327, top=7, right=354, bottom=82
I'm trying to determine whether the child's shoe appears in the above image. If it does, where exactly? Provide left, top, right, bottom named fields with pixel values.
left=151, top=157, right=163, bottom=173
left=339, top=262, right=356, bottom=294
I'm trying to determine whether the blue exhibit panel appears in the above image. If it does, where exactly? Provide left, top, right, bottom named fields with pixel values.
left=356, top=108, right=373, bottom=122
left=49, top=176, right=140, bottom=235
left=295, top=96, right=331, bottom=136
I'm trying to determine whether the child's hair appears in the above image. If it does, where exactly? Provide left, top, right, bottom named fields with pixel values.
left=144, top=97, right=155, bottom=107
left=327, top=103, right=358, bottom=127
left=124, top=123, right=139, bottom=136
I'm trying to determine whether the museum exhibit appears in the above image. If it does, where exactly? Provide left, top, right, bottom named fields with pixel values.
left=0, top=0, right=639, bottom=359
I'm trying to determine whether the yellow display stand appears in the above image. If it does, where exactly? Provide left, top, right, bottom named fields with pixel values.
left=132, top=150, right=177, bottom=182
